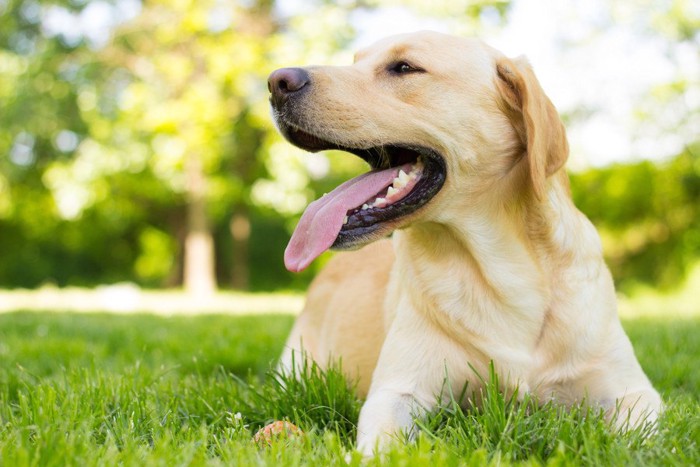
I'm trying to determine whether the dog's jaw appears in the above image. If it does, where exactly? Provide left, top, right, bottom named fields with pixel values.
left=271, top=118, right=447, bottom=271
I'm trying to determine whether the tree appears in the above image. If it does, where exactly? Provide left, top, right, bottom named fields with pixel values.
left=0, top=0, right=103, bottom=287
left=82, top=0, right=281, bottom=295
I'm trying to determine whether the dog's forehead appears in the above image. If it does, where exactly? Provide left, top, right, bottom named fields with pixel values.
left=353, top=31, right=493, bottom=67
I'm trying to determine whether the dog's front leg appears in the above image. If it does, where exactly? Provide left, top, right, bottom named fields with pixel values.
left=356, top=306, right=457, bottom=456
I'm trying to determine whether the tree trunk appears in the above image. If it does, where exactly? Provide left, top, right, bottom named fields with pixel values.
left=230, top=207, right=250, bottom=290
left=183, top=152, right=217, bottom=297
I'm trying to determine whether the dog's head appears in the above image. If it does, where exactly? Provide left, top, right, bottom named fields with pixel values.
left=269, top=31, right=569, bottom=272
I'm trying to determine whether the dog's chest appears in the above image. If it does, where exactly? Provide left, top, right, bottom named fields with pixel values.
left=404, top=259, right=546, bottom=361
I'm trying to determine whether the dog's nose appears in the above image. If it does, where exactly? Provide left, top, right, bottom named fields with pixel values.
left=268, top=67, right=310, bottom=108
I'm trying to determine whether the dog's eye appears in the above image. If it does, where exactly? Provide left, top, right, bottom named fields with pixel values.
left=389, top=61, right=422, bottom=75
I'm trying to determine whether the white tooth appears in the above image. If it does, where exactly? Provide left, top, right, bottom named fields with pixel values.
left=343, top=216, right=348, bottom=224
left=322, top=193, right=328, bottom=197
left=387, top=186, right=398, bottom=197
left=398, top=170, right=409, bottom=184
left=362, top=203, right=369, bottom=210
left=374, top=197, right=386, bottom=207
left=394, top=178, right=407, bottom=189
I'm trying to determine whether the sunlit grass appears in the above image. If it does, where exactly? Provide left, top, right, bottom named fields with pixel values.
left=0, top=285, right=304, bottom=315
left=0, top=305, right=698, bottom=465
left=618, top=262, right=700, bottom=319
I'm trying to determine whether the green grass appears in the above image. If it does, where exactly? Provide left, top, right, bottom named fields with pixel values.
left=0, top=310, right=698, bottom=466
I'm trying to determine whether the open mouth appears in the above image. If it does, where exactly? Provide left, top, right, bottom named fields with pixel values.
left=282, top=126, right=447, bottom=272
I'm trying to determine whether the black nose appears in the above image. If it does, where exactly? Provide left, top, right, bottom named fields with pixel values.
left=268, top=67, right=310, bottom=108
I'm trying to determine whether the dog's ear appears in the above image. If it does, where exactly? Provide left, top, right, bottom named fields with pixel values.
left=495, top=56, right=569, bottom=200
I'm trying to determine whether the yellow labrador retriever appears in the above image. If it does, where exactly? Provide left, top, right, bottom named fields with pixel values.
left=267, top=31, right=661, bottom=455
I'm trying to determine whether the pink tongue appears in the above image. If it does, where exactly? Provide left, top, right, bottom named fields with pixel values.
left=285, top=165, right=406, bottom=272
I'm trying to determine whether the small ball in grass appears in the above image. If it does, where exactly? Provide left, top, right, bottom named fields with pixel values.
left=252, top=421, right=303, bottom=447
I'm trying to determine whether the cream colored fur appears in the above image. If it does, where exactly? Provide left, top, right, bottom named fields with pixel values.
left=275, top=31, right=661, bottom=456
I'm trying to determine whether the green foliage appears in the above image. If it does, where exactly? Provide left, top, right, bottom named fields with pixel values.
left=571, top=143, right=700, bottom=291
left=0, top=310, right=698, bottom=465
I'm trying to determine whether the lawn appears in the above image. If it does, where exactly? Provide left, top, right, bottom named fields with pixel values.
left=0, top=306, right=698, bottom=465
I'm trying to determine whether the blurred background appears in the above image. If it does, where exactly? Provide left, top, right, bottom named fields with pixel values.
left=0, top=0, right=698, bottom=311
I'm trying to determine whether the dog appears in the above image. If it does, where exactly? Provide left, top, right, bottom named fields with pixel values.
left=267, top=31, right=661, bottom=455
